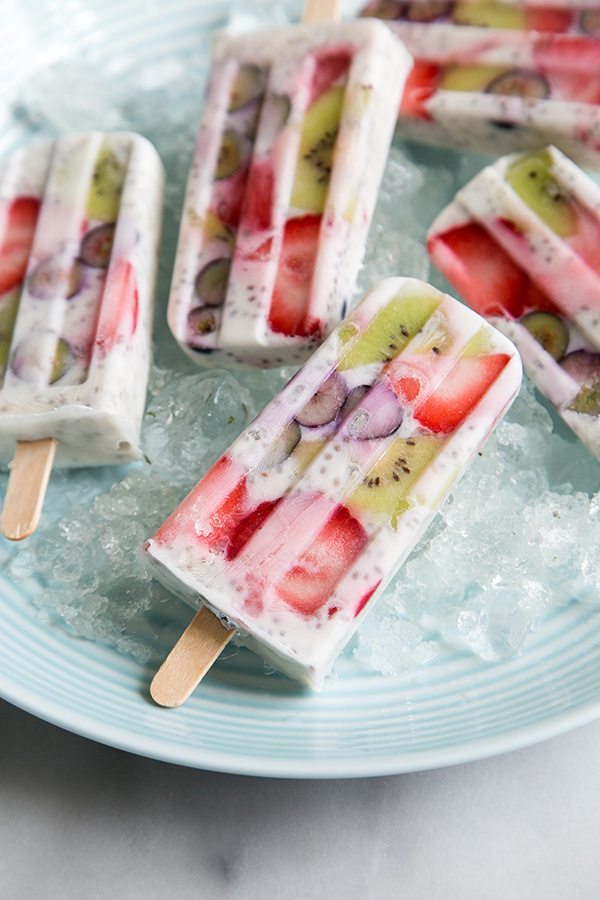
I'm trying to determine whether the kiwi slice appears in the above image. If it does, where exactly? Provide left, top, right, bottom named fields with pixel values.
left=203, top=211, right=235, bottom=245
left=337, top=291, right=441, bottom=371
left=215, top=130, right=247, bottom=181
left=350, top=435, right=443, bottom=528
left=462, top=327, right=494, bottom=358
left=569, top=383, right=600, bottom=416
left=228, top=64, right=267, bottom=113
left=194, top=258, right=231, bottom=306
left=290, top=86, right=346, bottom=214
left=0, top=288, right=20, bottom=338
left=521, top=311, right=569, bottom=360
left=485, top=69, right=550, bottom=100
left=80, top=223, right=115, bottom=268
left=87, top=144, right=126, bottom=222
left=506, top=151, right=577, bottom=237
left=188, top=306, right=221, bottom=341
left=453, top=1, right=525, bottom=28
left=440, top=64, right=507, bottom=93
left=50, top=338, right=73, bottom=384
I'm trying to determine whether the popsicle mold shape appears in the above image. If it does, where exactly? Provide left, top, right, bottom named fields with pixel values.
left=0, top=132, right=164, bottom=467
left=144, top=277, right=522, bottom=690
left=360, top=7, right=600, bottom=167
left=168, top=19, right=412, bottom=367
left=428, top=145, right=600, bottom=459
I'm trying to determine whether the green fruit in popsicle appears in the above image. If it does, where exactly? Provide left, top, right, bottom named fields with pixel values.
left=290, top=86, right=346, bottom=214
left=86, top=144, right=126, bottom=222
left=0, top=288, right=20, bottom=337
left=215, top=130, right=249, bottom=180
left=521, top=310, right=569, bottom=360
left=194, top=258, right=231, bottom=306
left=440, top=64, right=506, bottom=93
left=506, top=151, right=577, bottom=237
left=453, top=1, right=525, bottom=28
left=337, top=291, right=441, bottom=370
left=350, top=435, right=443, bottom=527
left=50, top=338, right=72, bottom=384
left=228, top=64, right=267, bottom=112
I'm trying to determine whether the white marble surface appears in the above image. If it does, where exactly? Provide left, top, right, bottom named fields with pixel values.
left=1, top=699, right=599, bottom=899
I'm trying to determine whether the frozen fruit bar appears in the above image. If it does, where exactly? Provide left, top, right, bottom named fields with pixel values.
left=362, top=14, right=600, bottom=167
left=428, top=145, right=600, bottom=459
left=144, top=277, right=521, bottom=690
left=0, top=132, right=164, bottom=466
left=168, top=19, right=412, bottom=367
left=362, top=0, right=600, bottom=36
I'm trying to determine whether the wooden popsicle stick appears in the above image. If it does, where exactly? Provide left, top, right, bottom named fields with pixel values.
left=150, top=606, right=235, bottom=708
left=303, top=0, right=342, bottom=24
left=1, top=438, right=57, bottom=541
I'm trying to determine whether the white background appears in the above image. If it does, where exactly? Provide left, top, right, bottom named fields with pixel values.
left=2, top=699, right=599, bottom=899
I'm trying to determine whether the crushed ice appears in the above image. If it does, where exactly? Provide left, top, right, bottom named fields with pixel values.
left=3, top=4, right=600, bottom=679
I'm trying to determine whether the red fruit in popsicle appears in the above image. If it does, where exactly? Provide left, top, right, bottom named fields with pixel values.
left=277, top=504, right=368, bottom=615
left=239, top=159, right=275, bottom=234
left=414, top=353, right=510, bottom=434
left=226, top=499, right=279, bottom=561
left=309, top=47, right=352, bottom=105
left=95, top=259, right=138, bottom=354
left=0, top=196, right=40, bottom=295
left=400, top=62, right=440, bottom=119
left=269, top=214, right=322, bottom=337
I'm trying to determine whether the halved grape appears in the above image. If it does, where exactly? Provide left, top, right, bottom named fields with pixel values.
left=260, top=421, right=302, bottom=468
left=188, top=306, right=221, bottom=343
left=580, top=10, right=600, bottom=35
left=228, top=64, right=267, bottom=112
left=295, top=373, right=347, bottom=427
left=346, top=383, right=404, bottom=440
left=521, top=310, right=569, bottom=360
left=485, top=69, right=550, bottom=99
left=80, top=223, right=115, bottom=268
left=560, top=349, right=600, bottom=386
left=194, top=258, right=230, bottom=307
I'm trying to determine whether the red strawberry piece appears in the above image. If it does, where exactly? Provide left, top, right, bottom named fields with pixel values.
left=428, top=222, right=531, bottom=319
left=308, top=47, right=352, bottom=105
left=155, top=456, right=247, bottom=549
left=533, top=35, right=600, bottom=75
left=215, top=168, right=249, bottom=229
left=355, top=580, right=381, bottom=618
left=400, top=62, right=440, bottom=119
left=276, top=505, right=368, bottom=616
left=566, top=204, right=600, bottom=277
left=226, top=499, right=280, bottom=560
left=414, top=353, right=511, bottom=434
left=0, top=196, right=40, bottom=295
left=239, top=159, right=275, bottom=234
left=526, top=7, right=572, bottom=33
left=269, top=214, right=322, bottom=337
left=95, top=259, right=138, bottom=355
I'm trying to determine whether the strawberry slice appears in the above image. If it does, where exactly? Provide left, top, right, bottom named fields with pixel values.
left=414, top=353, right=511, bottom=434
left=269, top=214, right=322, bottom=337
left=526, top=7, right=572, bottom=33
left=309, top=47, right=352, bottom=105
left=238, top=159, right=275, bottom=234
left=276, top=505, right=368, bottom=616
left=155, top=456, right=247, bottom=549
left=95, top=259, right=138, bottom=355
left=0, top=196, right=40, bottom=295
left=400, top=62, right=440, bottom=119
left=226, top=499, right=279, bottom=560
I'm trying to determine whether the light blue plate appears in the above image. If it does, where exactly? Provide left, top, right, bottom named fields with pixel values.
left=2, top=0, right=600, bottom=778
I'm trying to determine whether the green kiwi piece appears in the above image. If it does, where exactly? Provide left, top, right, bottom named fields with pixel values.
left=568, top=383, right=600, bottom=416
left=521, top=310, right=569, bottom=360
left=506, top=150, right=577, bottom=237
left=87, top=144, right=126, bottom=222
left=194, top=258, right=231, bottom=306
left=215, top=130, right=247, bottom=181
left=50, top=338, right=73, bottom=384
left=290, top=86, right=346, bottom=214
left=228, top=64, right=267, bottom=112
left=337, top=291, right=441, bottom=371
left=350, top=435, right=443, bottom=528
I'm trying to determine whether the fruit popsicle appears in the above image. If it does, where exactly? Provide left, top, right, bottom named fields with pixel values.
left=0, top=132, right=164, bottom=538
left=361, top=14, right=600, bottom=167
left=168, top=19, right=412, bottom=367
left=428, top=145, right=600, bottom=459
left=144, top=277, right=522, bottom=698
left=362, top=0, right=600, bottom=35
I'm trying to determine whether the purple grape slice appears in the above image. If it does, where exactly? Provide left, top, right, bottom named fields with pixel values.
left=194, top=258, right=230, bottom=307
left=261, top=421, right=302, bottom=468
left=485, top=69, right=550, bottom=100
left=560, top=350, right=600, bottom=387
left=188, top=306, right=221, bottom=345
left=295, top=373, right=347, bottom=428
left=346, top=382, right=404, bottom=440
left=80, top=223, right=115, bottom=268
left=28, top=256, right=72, bottom=299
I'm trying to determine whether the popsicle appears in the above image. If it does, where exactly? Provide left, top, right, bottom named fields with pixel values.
left=359, top=10, right=600, bottom=167
left=428, top=145, right=600, bottom=459
left=167, top=9, right=412, bottom=367
left=361, top=0, right=600, bottom=35
left=0, top=131, right=164, bottom=539
left=144, top=277, right=522, bottom=703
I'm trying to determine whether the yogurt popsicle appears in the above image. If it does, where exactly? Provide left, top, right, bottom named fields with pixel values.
left=360, top=13, right=600, bottom=167
left=362, top=0, right=600, bottom=35
left=428, top=145, right=600, bottom=459
left=168, top=19, right=412, bottom=367
left=0, top=132, right=164, bottom=539
left=144, top=277, right=522, bottom=701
